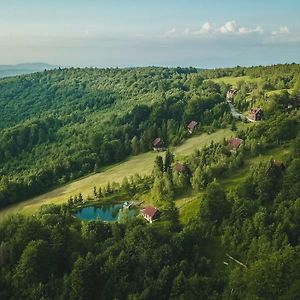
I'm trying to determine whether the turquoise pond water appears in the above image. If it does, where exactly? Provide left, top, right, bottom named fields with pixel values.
left=75, top=204, right=137, bottom=222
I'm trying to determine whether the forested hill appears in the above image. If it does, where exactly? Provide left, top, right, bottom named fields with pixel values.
left=0, top=66, right=229, bottom=208
left=0, top=64, right=300, bottom=210
left=0, top=64, right=300, bottom=299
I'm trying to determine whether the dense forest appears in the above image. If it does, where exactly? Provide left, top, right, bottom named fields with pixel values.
left=0, top=64, right=300, bottom=299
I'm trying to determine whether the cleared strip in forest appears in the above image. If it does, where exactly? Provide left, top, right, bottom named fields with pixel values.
left=0, top=128, right=236, bottom=218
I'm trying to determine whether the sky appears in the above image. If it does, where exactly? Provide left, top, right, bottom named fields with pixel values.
left=0, top=0, right=300, bottom=68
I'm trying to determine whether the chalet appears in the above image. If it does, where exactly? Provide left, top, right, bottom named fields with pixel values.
left=228, top=137, right=244, bottom=151
left=249, top=108, right=263, bottom=121
left=187, top=121, right=198, bottom=134
left=271, top=159, right=285, bottom=170
left=267, top=159, right=286, bottom=175
left=226, top=88, right=237, bottom=100
left=152, top=138, right=163, bottom=151
left=123, top=201, right=133, bottom=209
left=291, top=95, right=300, bottom=108
left=174, top=162, right=186, bottom=173
left=141, top=206, right=160, bottom=223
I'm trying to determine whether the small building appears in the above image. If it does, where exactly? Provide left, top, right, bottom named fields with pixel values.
left=267, top=159, right=286, bottom=175
left=174, top=162, right=186, bottom=173
left=187, top=121, right=198, bottom=134
left=291, top=95, right=300, bottom=108
left=123, top=201, right=133, bottom=209
left=226, top=88, right=237, bottom=100
left=271, top=159, right=285, bottom=170
left=141, top=206, right=160, bottom=223
left=228, top=137, right=244, bottom=151
left=249, top=108, right=263, bottom=121
left=152, top=138, right=163, bottom=151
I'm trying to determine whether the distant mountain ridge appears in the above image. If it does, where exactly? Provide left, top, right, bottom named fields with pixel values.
left=0, top=63, right=58, bottom=78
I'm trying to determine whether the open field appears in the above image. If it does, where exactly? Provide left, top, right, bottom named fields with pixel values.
left=207, top=76, right=262, bottom=86
left=265, top=88, right=293, bottom=97
left=0, top=128, right=238, bottom=219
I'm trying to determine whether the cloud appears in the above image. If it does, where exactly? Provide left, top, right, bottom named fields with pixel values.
left=191, top=22, right=213, bottom=35
left=272, top=26, right=290, bottom=35
left=218, top=21, right=264, bottom=35
left=183, top=28, right=190, bottom=35
left=198, top=22, right=214, bottom=34
left=165, top=28, right=176, bottom=35
left=161, top=21, right=291, bottom=42
left=219, top=21, right=238, bottom=34
left=190, top=21, right=264, bottom=36
left=238, top=26, right=263, bottom=34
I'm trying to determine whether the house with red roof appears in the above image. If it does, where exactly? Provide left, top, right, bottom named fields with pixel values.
left=249, top=108, right=263, bottom=121
left=268, top=159, right=286, bottom=172
left=187, top=121, right=198, bottom=134
left=152, top=137, right=164, bottom=151
left=226, top=88, right=237, bottom=100
left=141, top=206, right=160, bottom=223
left=174, top=162, right=186, bottom=173
left=228, top=137, right=244, bottom=151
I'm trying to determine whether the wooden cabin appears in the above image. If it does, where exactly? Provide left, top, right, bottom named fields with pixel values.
left=271, top=159, right=285, bottom=170
left=228, top=137, right=244, bottom=151
left=226, top=88, right=237, bottom=100
left=152, top=138, right=163, bottom=151
left=141, top=206, right=160, bottom=223
left=249, top=108, right=263, bottom=121
left=291, top=95, right=300, bottom=108
left=174, top=163, right=186, bottom=173
left=187, top=121, right=198, bottom=134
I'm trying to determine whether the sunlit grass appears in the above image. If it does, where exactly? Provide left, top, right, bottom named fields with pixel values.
left=0, top=127, right=241, bottom=218
left=207, top=76, right=262, bottom=86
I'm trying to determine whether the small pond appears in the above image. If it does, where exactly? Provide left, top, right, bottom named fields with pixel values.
left=75, top=203, right=137, bottom=222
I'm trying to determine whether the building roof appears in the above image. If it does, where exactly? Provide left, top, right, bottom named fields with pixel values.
left=292, top=95, right=300, bottom=108
left=228, top=88, right=237, bottom=94
left=272, top=160, right=285, bottom=169
left=174, top=163, right=186, bottom=172
left=152, top=137, right=162, bottom=147
left=250, top=107, right=262, bottom=115
left=228, top=137, right=244, bottom=149
left=187, top=121, right=198, bottom=130
left=143, top=206, right=159, bottom=218
left=226, top=89, right=237, bottom=99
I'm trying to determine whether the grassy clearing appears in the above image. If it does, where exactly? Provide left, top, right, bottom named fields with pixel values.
left=221, top=145, right=291, bottom=190
left=265, top=88, right=293, bottom=97
left=177, top=144, right=291, bottom=224
left=207, top=76, right=262, bottom=86
left=176, top=194, right=200, bottom=225
left=0, top=128, right=238, bottom=219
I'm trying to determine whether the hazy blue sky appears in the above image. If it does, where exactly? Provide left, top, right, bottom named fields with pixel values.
left=0, top=0, right=300, bottom=67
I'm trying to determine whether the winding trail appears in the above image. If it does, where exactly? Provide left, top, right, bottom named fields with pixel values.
left=227, top=100, right=247, bottom=120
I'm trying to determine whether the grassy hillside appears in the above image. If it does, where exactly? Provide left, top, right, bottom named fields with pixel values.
left=0, top=67, right=232, bottom=210
left=177, top=143, right=291, bottom=224
left=0, top=128, right=238, bottom=218
left=206, top=75, right=262, bottom=86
